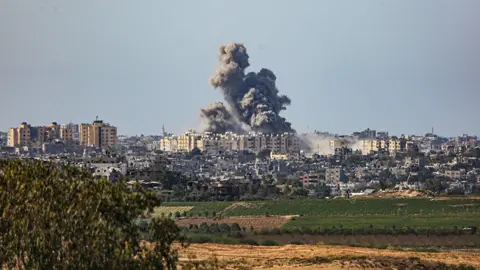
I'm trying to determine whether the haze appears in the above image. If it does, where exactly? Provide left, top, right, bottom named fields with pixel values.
left=1, top=0, right=479, bottom=136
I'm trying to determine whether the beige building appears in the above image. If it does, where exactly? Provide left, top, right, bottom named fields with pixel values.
left=60, top=125, right=74, bottom=142
left=359, top=137, right=408, bottom=154
left=8, top=122, right=83, bottom=147
left=159, top=132, right=300, bottom=154
left=159, top=137, right=178, bottom=152
left=8, top=122, right=32, bottom=147
left=360, top=139, right=378, bottom=154
left=79, top=120, right=117, bottom=148
left=329, top=138, right=347, bottom=152
left=177, top=133, right=200, bottom=152
left=389, top=138, right=407, bottom=152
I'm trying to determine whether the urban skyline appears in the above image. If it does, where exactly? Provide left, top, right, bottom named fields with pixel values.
left=2, top=120, right=477, bottom=139
left=1, top=1, right=479, bottom=137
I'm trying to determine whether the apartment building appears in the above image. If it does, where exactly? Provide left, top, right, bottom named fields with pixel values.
left=359, top=137, right=408, bottom=154
left=66, top=123, right=80, bottom=141
left=159, top=137, right=178, bottom=152
left=8, top=122, right=30, bottom=147
left=326, top=167, right=346, bottom=183
left=79, top=120, right=117, bottom=148
left=8, top=122, right=65, bottom=147
left=177, top=133, right=201, bottom=152
left=159, top=132, right=300, bottom=154
left=389, top=138, right=407, bottom=152
left=60, top=125, right=73, bottom=142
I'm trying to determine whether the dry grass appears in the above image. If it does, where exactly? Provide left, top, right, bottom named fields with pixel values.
left=178, top=243, right=480, bottom=269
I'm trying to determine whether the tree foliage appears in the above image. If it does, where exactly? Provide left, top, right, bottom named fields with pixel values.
left=0, top=160, right=185, bottom=269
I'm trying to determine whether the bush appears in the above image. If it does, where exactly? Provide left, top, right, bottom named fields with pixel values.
left=239, top=239, right=259, bottom=246
left=0, top=160, right=185, bottom=269
left=137, top=219, right=150, bottom=233
left=261, top=239, right=279, bottom=246
left=188, top=235, right=213, bottom=244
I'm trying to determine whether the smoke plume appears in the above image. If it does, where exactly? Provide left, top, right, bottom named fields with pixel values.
left=299, top=132, right=360, bottom=155
left=199, top=102, right=240, bottom=134
left=200, top=42, right=294, bottom=134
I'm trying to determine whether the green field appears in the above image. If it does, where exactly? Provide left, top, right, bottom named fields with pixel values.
left=152, top=201, right=231, bottom=218
left=161, top=198, right=480, bottom=215
left=158, top=198, right=480, bottom=230
left=284, top=214, right=480, bottom=229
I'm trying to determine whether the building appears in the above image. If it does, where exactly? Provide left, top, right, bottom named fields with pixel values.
left=60, top=125, right=74, bottom=142
left=66, top=123, right=80, bottom=141
left=300, top=172, right=326, bottom=187
left=387, top=137, right=407, bottom=153
left=326, top=167, right=346, bottom=183
left=159, top=137, right=178, bottom=152
left=159, top=132, right=300, bottom=154
left=329, top=138, right=347, bottom=152
left=79, top=119, right=117, bottom=148
left=353, top=128, right=376, bottom=139
left=8, top=122, right=31, bottom=147
left=177, top=133, right=201, bottom=152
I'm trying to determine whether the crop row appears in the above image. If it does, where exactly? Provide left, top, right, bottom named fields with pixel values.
left=283, top=214, right=480, bottom=230
left=161, top=198, right=480, bottom=217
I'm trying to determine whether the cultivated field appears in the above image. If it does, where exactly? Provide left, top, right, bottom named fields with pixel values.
left=284, top=213, right=480, bottom=229
left=178, top=243, right=480, bottom=269
left=151, top=206, right=194, bottom=217
left=162, top=198, right=480, bottom=217
left=158, top=198, right=480, bottom=231
left=177, top=215, right=295, bottom=230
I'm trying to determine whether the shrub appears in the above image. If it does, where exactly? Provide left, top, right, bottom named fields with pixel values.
left=239, top=239, right=259, bottom=246
left=137, top=219, right=150, bottom=233
left=261, top=239, right=279, bottom=246
left=188, top=235, right=213, bottom=244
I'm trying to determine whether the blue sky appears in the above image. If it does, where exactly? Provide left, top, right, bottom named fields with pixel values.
left=1, top=0, right=479, bottom=137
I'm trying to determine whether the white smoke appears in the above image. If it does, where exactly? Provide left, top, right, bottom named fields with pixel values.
left=298, top=133, right=360, bottom=155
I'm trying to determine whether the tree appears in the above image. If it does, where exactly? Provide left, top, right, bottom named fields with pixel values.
left=0, top=160, right=186, bottom=269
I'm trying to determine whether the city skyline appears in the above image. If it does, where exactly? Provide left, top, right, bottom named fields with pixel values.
left=1, top=0, right=479, bottom=137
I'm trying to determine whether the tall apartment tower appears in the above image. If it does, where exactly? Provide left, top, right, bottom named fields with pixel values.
left=7, top=122, right=31, bottom=147
left=79, top=119, right=117, bottom=148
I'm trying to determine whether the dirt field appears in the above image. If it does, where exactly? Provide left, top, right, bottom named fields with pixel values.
left=177, top=215, right=294, bottom=229
left=179, top=243, right=480, bottom=269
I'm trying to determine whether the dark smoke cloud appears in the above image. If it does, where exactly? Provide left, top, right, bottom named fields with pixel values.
left=199, top=102, right=241, bottom=134
left=200, top=42, right=294, bottom=134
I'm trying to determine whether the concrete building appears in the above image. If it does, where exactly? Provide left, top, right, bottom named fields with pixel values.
left=66, top=123, right=80, bottom=141
left=60, top=125, right=74, bottom=142
left=8, top=122, right=31, bottom=147
left=159, top=132, right=300, bottom=154
left=79, top=119, right=117, bottom=149
left=329, top=138, right=347, bottom=152
left=326, top=167, right=346, bottom=183
left=159, top=137, right=178, bottom=152
left=300, top=172, right=326, bottom=187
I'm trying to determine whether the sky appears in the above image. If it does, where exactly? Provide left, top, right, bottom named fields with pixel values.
left=1, top=0, right=479, bottom=137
